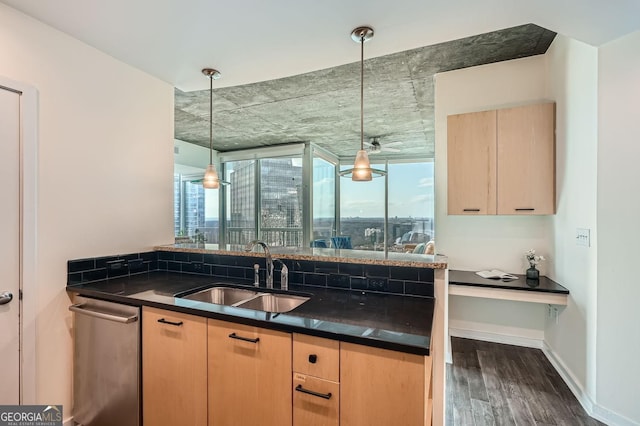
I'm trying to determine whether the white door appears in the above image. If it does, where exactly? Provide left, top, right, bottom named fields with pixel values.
left=0, top=86, right=21, bottom=404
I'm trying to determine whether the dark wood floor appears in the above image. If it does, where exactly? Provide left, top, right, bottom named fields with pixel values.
left=446, top=337, right=604, bottom=426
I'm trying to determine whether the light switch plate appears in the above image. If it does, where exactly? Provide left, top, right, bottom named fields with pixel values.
left=576, top=228, right=590, bottom=247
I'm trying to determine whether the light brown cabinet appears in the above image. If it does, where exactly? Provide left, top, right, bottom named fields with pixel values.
left=208, top=319, right=292, bottom=426
left=340, top=342, right=432, bottom=426
left=142, top=306, right=207, bottom=426
left=142, top=311, right=433, bottom=426
left=447, top=109, right=498, bottom=215
left=448, top=102, right=555, bottom=215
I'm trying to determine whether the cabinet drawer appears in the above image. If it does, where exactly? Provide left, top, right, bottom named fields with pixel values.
left=293, top=373, right=339, bottom=426
left=293, top=333, right=339, bottom=382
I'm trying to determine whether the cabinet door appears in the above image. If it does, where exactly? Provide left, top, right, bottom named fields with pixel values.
left=497, top=102, right=555, bottom=214
left=341, top=343, right=428, bottom=426
left=293, top=373, right=339, bottom=426
left=208, top=319, right=292, bottom=426
left=447, top=110, right=497, bottom=215
left=142, top=307, right=207, bottom=426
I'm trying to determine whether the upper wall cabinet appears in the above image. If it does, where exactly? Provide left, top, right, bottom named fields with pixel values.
left=447, top=102, right=556, bottom=215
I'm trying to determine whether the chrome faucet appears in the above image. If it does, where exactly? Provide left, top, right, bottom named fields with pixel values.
left=245, top=240, right=274, bottom=289
left=273, top=258, right=289, bottom=291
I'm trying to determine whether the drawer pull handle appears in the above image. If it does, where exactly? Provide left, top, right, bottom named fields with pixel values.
left=295, top=384, right=332, bottom=400
left=515, top=208, right=535, bottom=211
left=463, top=208, right=480, bottom=212
left=228, top=332, right=260, bottom=343
left=157, top=318, right=183, bottom=326
left=308, top=354, right=318, bottom=364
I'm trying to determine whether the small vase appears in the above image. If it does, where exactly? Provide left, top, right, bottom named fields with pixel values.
left=526, top=266, right=539, bottom=280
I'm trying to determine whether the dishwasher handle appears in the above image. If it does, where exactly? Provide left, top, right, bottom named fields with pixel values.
left=69, top=303, right=139, bottom=324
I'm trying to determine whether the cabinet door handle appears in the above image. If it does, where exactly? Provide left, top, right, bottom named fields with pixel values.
left=515, top=208, right=535, bottom=211
left=308, top=354, right=318, bottom=364
left=228, top=332, right=260, bottom=343
left=157, top=318, right=183, bottom=326
left=463, top=208, right=480, bottom=212
left=295, top=384, right=332, bottom=400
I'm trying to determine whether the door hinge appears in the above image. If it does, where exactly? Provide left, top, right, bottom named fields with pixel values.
left=19, top=289, right=23, bottom=300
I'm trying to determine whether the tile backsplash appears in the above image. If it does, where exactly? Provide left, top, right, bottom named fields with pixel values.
left=68, top=251, right=434, bottom=298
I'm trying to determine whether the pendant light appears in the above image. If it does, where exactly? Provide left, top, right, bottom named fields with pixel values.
left=339, top=26, right=387, bottom=181
left=202, top=68, right=229, bottom=189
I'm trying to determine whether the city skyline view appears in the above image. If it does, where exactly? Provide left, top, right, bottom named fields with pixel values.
left=175, top=157, right=434, bottom=249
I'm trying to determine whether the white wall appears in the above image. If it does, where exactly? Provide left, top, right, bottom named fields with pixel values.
left=435, top=56, right=552, bottom=341
left=596, top=30, right=640, bottom=426
left=543, top=35, right=599, bottom=405
left=0, top=3, right=174, bottom=418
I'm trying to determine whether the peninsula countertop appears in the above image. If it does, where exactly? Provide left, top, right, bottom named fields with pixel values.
left=67, top=271, right=435, bottom=355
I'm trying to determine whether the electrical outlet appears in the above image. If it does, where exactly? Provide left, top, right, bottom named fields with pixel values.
left=576, top=228, right=590, bottom=247
left=367, top=278, right=388, bottom=291
left=547, top=305, right=559, bottom=324
left=106, top=259, right=126, bottom=271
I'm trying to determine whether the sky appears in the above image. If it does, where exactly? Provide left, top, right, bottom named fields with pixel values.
left=339, top=161, right=434, bottom=218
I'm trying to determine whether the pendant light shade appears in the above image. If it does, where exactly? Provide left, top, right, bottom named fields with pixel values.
left=352, top=150, right=373, bottom=181
left=202, top=67, right=229, bottom=189
left=339, top=26, right=387, bottom=181
left=203, top=164, right=220, bottom=189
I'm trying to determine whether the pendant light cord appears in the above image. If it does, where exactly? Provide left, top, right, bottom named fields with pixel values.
left=209, top=74, right=213, bottom=165
left=360, top=34, right=364, bottom=151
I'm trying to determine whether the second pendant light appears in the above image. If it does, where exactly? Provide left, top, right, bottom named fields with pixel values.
left=339, top=26, right=387, bottom=181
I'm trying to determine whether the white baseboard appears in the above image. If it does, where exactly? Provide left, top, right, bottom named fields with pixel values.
left=542, top=342, right=640, bottom=426
left=592, top=404, right=640, bottom=426
left=449, top=327, right=544, bottom=349
left=541, top=342, right=594, bottom=414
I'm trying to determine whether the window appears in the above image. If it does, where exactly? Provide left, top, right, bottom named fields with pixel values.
left=336, top=159, right=434, bottom=252
left=259, top=158, right=303, bottom=247
left=339, top=162, right=385, bottom=250
left=312, top=156, right=336, bottom=244
left=225, top=160, right=256, bottom=245
left=173, top=173, right=219, bottom=244
left=223, top=157, right=303, bottom=247
left=173, top=143, right=434, bottom=253
left=388, top=161, right=434, bottom=251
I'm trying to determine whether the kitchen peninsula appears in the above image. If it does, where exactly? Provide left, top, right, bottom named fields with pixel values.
left=67, top=246, right=448, bottom=426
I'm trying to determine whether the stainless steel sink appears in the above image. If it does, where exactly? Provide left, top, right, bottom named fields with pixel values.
left=179, top=285, right=310, bottom=313
left=235, top=293, right=310, bottom=313
left=181, top=287, right=258, bottom=305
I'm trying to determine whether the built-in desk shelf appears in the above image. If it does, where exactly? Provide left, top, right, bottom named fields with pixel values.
left=448, top=270, right=569, bottom=305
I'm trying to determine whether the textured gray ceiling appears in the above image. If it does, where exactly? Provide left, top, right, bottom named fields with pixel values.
left=175, top=23, right=556, bottom=159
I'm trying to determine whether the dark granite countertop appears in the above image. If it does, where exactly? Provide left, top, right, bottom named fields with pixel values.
left=67, top=271, right=434, bottom=355
left=449, top=270, right=569, bottom=294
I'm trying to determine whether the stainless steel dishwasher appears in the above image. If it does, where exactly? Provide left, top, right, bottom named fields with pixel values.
left=70, top=296, right=140, bottom=426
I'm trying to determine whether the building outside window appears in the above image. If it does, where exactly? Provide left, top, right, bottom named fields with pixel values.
left=259, top=158, right=303, bottom=247
left=226, top=160, right=256, bottom=245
